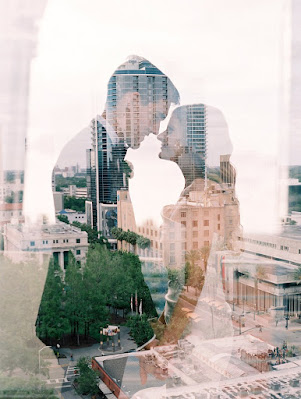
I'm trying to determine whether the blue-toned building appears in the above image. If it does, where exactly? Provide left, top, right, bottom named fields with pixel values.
left=87, top=56, right=179, bottom=235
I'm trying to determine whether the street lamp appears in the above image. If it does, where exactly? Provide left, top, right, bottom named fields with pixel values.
left=285, top=293, right=289, bottom=330
left=238, top=314, right=245, bottom=335
left=38, top=346, right=52, bottom=372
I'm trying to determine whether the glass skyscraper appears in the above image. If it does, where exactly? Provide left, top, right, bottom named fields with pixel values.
left=159, top=104, right=207, bottom=187
left=87, top=56, right=179, bottom=232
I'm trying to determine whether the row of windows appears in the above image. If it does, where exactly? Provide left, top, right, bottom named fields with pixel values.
left=180, top=212, right=220, bottom=220
left=1, top=211, right=22, bottom=217
left=181, top=220, right=210, bottom=227
left=30, top=238, right=81, bottom=246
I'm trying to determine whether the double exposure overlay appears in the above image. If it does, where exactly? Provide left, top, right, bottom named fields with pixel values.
left=1, top=1, right=301, bottom=399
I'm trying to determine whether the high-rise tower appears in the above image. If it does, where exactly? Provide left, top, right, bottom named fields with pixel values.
left=159, top=104, right=207, bottom=187
left=86, top=56, right=179, bottom=236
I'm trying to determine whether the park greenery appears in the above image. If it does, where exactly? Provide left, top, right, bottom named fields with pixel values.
left=127, top=314, right=154, bottom=347
left=72, top=221, right=109, bottom=247
left=75, top=357, right=100, bottom=396
left=57, top=214, right=69, bottom=224
left=36, top=245, right=157, bottom=346
left=64, top=196, right=86, bottom=212
left=55, top=175, right=87, bottom=192
left=0, top=376, right=58, bottom=399
left=56, top=217, right=109, bottom=247
left=111, top=227, right=151, bottom=249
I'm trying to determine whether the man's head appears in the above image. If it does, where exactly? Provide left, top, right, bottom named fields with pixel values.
left=158, top=104, right=207, bottom=186
left=104, top=55, right=180, bottom=149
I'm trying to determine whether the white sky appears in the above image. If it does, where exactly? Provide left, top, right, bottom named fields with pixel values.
left=24, top=0, right=291, bottom=233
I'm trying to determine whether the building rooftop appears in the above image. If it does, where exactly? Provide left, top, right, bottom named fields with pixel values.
left=94, top=335, right=271, bottom=398
left=9, top=221, right=85, bottom=236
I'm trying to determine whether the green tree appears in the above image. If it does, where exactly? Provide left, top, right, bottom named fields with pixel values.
left=76, top=357, right=99, bottom=396
left=82, top=246, right=109, bottom=338
left=127, top=314, right=154, bottom=346
left=64, top=196, right=86, bottom=212
left=57, top=214, right=69, bottom=224
left=55, top=175, right=87, bottom=191
left=294, top=265, right=301, bottom=284
left=199, top=246, right=210, bottom=271
left=73, top=222, right=108, bottom=247
left=111, top=227, right=150, bottom=251
left=36, top=260, right=67, bottom=345
left=64, top=255, right=84, bottom=346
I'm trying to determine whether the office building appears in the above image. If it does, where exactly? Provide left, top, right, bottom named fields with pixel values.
left=86, top=56, right=179, bottom=237
left=220, top=154, right=236, bottom=187
left=236, top=226, right=301, bottom=267
left=4, top=221, right=88, bottom=270
left=105, top=55, right=179, bottom=148
left=168, top=104, right=207, bottom=185
left=162, top=180, right=240, bottom=269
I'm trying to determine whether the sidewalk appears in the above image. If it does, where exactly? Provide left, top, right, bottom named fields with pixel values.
left=58, top=326, right=137, bottom=363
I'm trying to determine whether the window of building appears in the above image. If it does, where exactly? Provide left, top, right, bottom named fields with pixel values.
left=204, top=241, right=209, bottom=247
left=181, top=221, right=186, bottom=227
left=30, top=241, right=35, bottom=246
left=299, top=249, right=301, bottom=254
left=181, top=212, right=186, bottom=218
left=204, top=220, right=209, bottom=226
left=217, top=214, right=220, bottom=221
left=169, top=232, right=175, bottom=240
left=76, top=249, right=81, bottom=255
left=204, top=230, right=209, bottom=237
left=151, top=230, right=153, bottom=236
left=169, top=254, right=175, bottom=264
left=76, top=238, right=81, bottom=243
left=192, top=220, right=198, bottom=228
left=170, top=243, right=175, bottom=251
left=193, top=242, right=198, bottom=249
left=182, top=242, right=187, bottom=250
left=193, top=231, right=198, bottom=238
left=280, top=245, right=289, bottom=251
left=155, top=231, right=157, bottom=237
